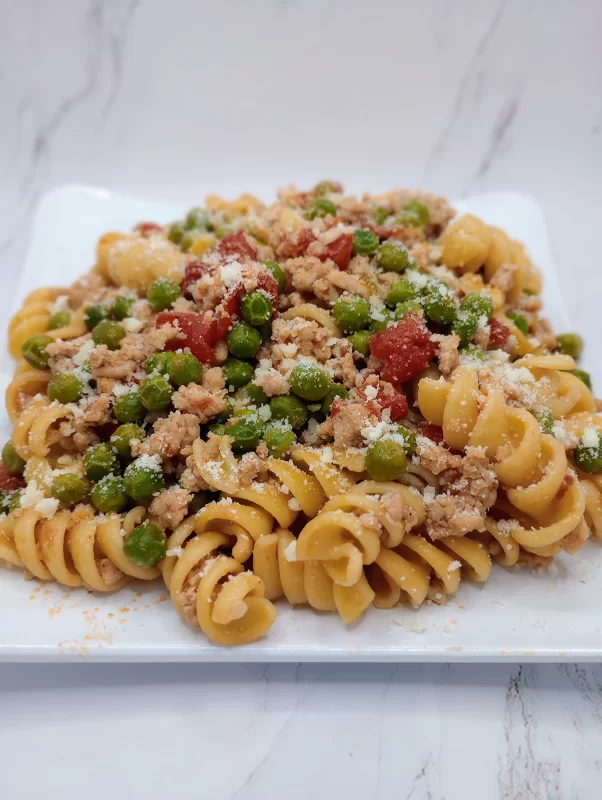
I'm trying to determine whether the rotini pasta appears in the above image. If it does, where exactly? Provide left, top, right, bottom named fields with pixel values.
left=1, top=181, right=598, bottom=645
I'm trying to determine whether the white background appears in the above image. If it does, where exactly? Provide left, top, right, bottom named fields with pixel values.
left=1, top=1, right=602, bottom=797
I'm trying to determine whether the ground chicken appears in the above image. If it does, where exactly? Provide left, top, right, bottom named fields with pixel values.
left=238, top=453, right=264, bottom=486
left=489, top=262, right=516, bottom=293
left=47, top=336, right=89, bottom=373
left=255, top=368, right=290, bottom=396
left=433, top=334, right=460, bottom=378
left=89, top=330, right=160, bottom=380
left=82, top=395, right=112, bottom=426
left=284, top=255, right=341, bottom=303
left=322, top=401, right=376, bottom=449
left=97, top=558, right=124, bottom=587
left=425, top=446, right=498, bottom=540
left=134, top=411, right=200, bottom=459
left=175, top=566, right=202, bottom=626
left=172, top=384, right=226, bottom=423
left=381, top=491, right=419, bottom=537
left=517, top=551, right=553, bottom=568
left=149, top=486, right=192, bottom=530
left=202, top=367, right=225, bottom=392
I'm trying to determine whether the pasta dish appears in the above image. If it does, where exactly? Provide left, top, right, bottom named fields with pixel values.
left=1, top=182, right=600, bottom=646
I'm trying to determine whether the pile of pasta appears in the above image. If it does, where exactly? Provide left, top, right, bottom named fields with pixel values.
left=1, top=183, right=601, bottom=647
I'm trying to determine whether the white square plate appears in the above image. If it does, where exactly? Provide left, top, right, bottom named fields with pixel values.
left=0, top=185, right=599, bottom=663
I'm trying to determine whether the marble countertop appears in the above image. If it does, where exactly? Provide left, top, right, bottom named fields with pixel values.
left=1, top=1, right=601, bottom=797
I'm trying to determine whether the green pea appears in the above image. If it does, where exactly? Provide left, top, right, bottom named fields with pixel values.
left=227, top=322, right=262, bottom=359
left=214, top=397, right=234, bottom=423
left=2, top=442, right=25, bottom=475
left=452, top=315, right=479, bottom=347
left=227, top=419, right=263, bottom=453
left=348, top=330, right=371, bottom=357
left=113, top=391, right=146, bottom=423
left=51, top=474, right=89, bottom=508
left=264, top=426, right=296, bottom=458
left=352, top=228, right=379, bottom=255
left=189, top=490, right=217, bottom=514
left=269, top=395, right=308, bottom=430
left=47, top=373, right=83, bottom=404
left=373, top=206, right=389, bottom=225
left=91, top=475, right=128, bottom=513
left=533, top=408, right=555, bottom=435
left=574, top=432, right=602, bottom=474
left=83, top=443, right=120, bottom=482
left=111, top=424, right=145, bottom=460
left=507, top=311, right=529, bottom=335
left=262, top=260, right=286, bottom=294
left=459, top=292, right=494, bottom=321
left=144, top=351, right=175, bottom=375
left=167, top=221, right=185, bottom=245
left=147, top=278, right=181, bottom=312
left=184, top=207, right=210, bottom=231
left=422, top=282, right=457, bottom=325
left=369, top=309, right=395, bottom=332
left=92, top=320, right=126, bottom=350
left=8, top=490, right=22, bottom=513
left=21, top=334, right=53, bottom=370
left=289, top=361, right=331, bottom=402
left=395, top=200, right=430, bottom=227
left=386, top=279, right=419, bottom=308
left=377, top=240, right=411, bottom=273
left=459, top=344, right=485, bottom=362
left=394, top=300, right=423, bottom=319
left=568, top=369, right=592, bottom=390
left=209, top=423, right=227, bottom=436
left=333, top=295, right=370, bottom=334
left=214, top=223, right=236, bottom=240
left=245, top=383, right=269, bottom=406
left=365, top=440, right=407, bottom=481
left=139, top=374, right=174, bottom=411
left=305, top=198, right=337, bottom=220
left=168, top=352, right=203, bottom=387
left=222, top=358, right=254, bottom=389
left=392, top=426, right=417, bottom=456
left=124, top=522, right=167, bottom=568
left=241, top=292, right=273, bottom=327
left=110, top=295, right=136, bottom=321
left=124, top=459, right=165, bottom=501
left=47, top=311, right=71, bottom=330
left=556, top=333, right=584, bottom=360
left=180, top=229, right=204, bottom=252
left=84, top=305, right=109, bottom=330
left=314, top=180, right=340, bottom=196
left=321, top=384, right=349, bottom=414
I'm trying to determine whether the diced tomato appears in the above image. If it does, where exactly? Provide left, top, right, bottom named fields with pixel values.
left=370, top=315, right=436, bottom=384
left=375, top=386, right=408, bottom=421
left=133, top=221, right=163, bottom=237
left=0, top=464, right=25, bottom=492
left=281, top=228, right=316, bottom=259
left=317, top=233, right=353, bottom=270
left=216, top=230, right=257, bottom=261
left=156, top=311, right=215, bottom=364
left=417, top=422, right=445, bottom=444
left=256, top=271, right=279, bottom=305
left=488, top=317, right=511, bottom=349
left=180, top=260, right=212, bottom=299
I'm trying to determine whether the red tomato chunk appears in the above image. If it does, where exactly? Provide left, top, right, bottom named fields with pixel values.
left=180, top=260, right=210, bottom=299
left=216, top=230, right=257, bottom=261
left=488, top=317, right=511, bottom=349
left=374, top=386, right=408, bottom=421
left=156, top=311, right=215, bottom=364
left=370, top=316, right=436, bottom=383
left=0, top=464, right=25, bottom=492
left=417, top=422, right=444, bottom=445
left=317, top=234, right=353, bottom=270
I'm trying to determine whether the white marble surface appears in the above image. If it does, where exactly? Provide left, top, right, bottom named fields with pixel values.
left=1, top=1, right=602, bottom=797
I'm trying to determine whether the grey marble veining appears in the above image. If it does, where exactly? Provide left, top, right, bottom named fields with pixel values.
left=1, top=1, right=602, bottom=797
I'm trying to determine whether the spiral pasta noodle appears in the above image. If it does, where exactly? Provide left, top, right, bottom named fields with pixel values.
left=0, top=505, right=159, bottom=590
